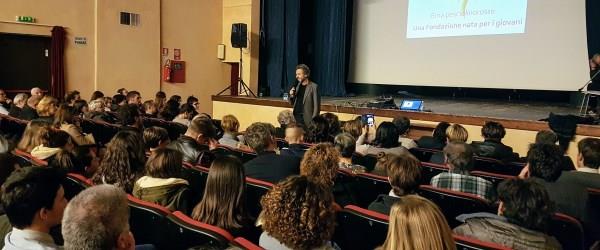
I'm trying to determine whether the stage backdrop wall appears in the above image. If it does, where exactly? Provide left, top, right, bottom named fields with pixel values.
left=350, top=0, right=590, bottom=91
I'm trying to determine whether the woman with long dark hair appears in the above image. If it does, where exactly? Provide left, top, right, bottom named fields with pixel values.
left=356, top=121, right=409, bottom=156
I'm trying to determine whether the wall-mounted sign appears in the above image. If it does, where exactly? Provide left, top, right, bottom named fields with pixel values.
left=74, top=37, right=87, bottom=45
left=174, top=49, right=181, bottom=60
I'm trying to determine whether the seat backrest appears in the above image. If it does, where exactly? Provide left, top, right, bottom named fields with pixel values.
left=182, top=164, right=209, bottom=206
left=354, top=172, right=390, bottom=208
left=12, top=149, right=48, bottom=167
left=334, top=205, right=389, bottom=250
left=0, top=114, right=27, bottom=140
left=417, top=185, right=492, bottom=228
left=275, top=138, right=288, bottom=149
left=166, top=211, right=234, bottom=250
left=231, top=237, right=264, bottom=250
left=473, top=156, right=523, bottom=176
left=229, top=147, right=257, bottom=163
left=548, top=213, right=585, bottom=250
left=470, top=171, right=515, bottom=188
left=62, top=173, right=91, bottom=200
left=245, top=177, right=273, bottom=219
left=127, top=195, right=171, bottom=248
left=587, top=188, right=600, bottom=247
left=420, top=162, right=449, bottom=184
left=409, top=147, right=440, bottom=162
left=352, top=152, right=377, bottom=172
left=454, top=235, right=511, bottom=250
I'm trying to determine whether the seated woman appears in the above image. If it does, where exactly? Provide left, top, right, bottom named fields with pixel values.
left=259, top=176, right=337, bottom=250
left=341, top=118, right=362, bottom=140
left=430, top=123, right=468, bottom=164
left=31, top=130, right=74, bottom=162
left=72, top=99, right=88, bottom=118
left=218, top=114, right=245, bottom=148
left=133, top=148, right=190, bottom=213
left=454, top=179, right=561, bottom=249
left=34, top=96, right=58, bottom=124
left=91, top=130, right=146, bottom=193
left=47, top=146, right=100, bottom=178
left=54, top=104, right=95, bottom=146
left=305, top=116, right=333, bottom=143
left=334, top=133, right=366, bottom=173
left=417, top=121, right=450, bottom=150
left=356, top=122, right=409, bottom=156
left=16, top=120, right=51, bottom=153
left=172, top=103, right=195, bottom=127
left=191, top=155, right=258, bottom=241
left=368, top=153, right=421, bottom=214
left=378, top=195, right=456, bottom=250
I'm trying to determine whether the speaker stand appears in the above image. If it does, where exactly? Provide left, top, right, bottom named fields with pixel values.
left=217, top=48, right=256, bottom=97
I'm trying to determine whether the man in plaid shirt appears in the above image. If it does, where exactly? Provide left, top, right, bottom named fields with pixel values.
left=431, top=142, right=494, bottom=201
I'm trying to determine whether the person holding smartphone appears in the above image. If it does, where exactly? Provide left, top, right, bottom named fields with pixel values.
left=289, top=64, right=320, bottom=126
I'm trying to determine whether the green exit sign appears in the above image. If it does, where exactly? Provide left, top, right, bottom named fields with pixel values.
left=16, top=16, right=36, bottom=23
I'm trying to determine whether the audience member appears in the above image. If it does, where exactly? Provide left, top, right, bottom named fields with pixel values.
left=90, top=90, right=104, bottom=101
left=117, top=88, right=128, bottom=96
left=64, top=90, right=80, bottom=107
left=143, top=126, right=170, bottom=153
left=454, top=179, right=560, bottom=249
left=392, top=116, right=418, bottom=149
left=218, top=114, right=244, bottom=148
left=430, top=123, right=469, bottom=164
left=471, top=121, right=518, bottom=161
left=0, top=89, right=9, bottom=114
left=369, top=153, right=421, bottom=215
left=111, top=94, right=127, bottom=111
left=0, top=153, right=18, bottom=185
left=280, top=123, right=306, bottom=158
left=61, top=184, right=136, bottom=250
left=275, top=110, right=295, bottom=138
left=377, top=195, right=456, bottom=250
left=8, top=93, right=27, bottom=118
left=54, top=104, right=95, bottom=146
left=417, top=121, right=450, bottom=150
left=321, top=112, right=341, bottom=137
left=117, top=104, right=143, bottom=130
left=102, top=96, right=113, bottom=111
left=154, top=91, right=166, bottom=111
left=49, top=147, right=99, bottom=178
left=86, top=99, right=110, bottom=121
left=191, top=155, right=259, bottom=241
left=259, top=176, right=337, bottom=250
left=532, top=130, right=575, bottom=171
left=168, top=117, right=216, bottom=164
left=18, top=95, right=41, bottom=120
left=72, top=99, right=88, bottom=117
left=431, top=142, right=494, bottom=201
left=186, top=96, right=200, bottom=116
left=172, top=103, right=194, bottom=127
left=126, top=91, right=141, bottom=106
left=159, top=99, right=179, bottom=121
left=31, top=130, right=74, bottom=162
left=357, top=121, right=409, bottom=156
left=0, top=136, right=9, bottom=154
left=1, top=167, right=66, bottom=250
left=16, top=120, right=51, bottom=153
left=133, top=148, right=190, bottom=213
left=341, top=118, right=362, bottom=140
left=169, top=95, right=182, bottom=104
left=30, top=87, right=43, bottom=97
left=305, top=116, right=333, bottom=143
left=334, top=133, right=366, bottom=173
left=243, top=122, right=300, bottom=183
left=34, top=96, right=58, bottom=123
left=142, top=100, right=158, bottom=118
left=300, top=143, right=340, bottom=188
left=92, top=130, right=146, bottom=192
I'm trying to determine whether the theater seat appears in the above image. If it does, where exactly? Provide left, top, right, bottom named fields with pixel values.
left=587, top=188, right=600, bottom=247
left=62, top=173, right=92, bottom=200
left=409, top=147, right=439, bottom=162
left=454, top=235, right=511, bottom=250
left=548, top=213, right=585, bottom=250
left=473, top=156, right=523, bottom=176
left=354, top=172, right=389, bottom=208
left=80, top=118, right=120, bottom=146
left=127, top=195, right=171, bottom=249
left=334, top=205, right=389, bottom=250
left=0, top=114, right=27, bottom=141
left=352, top=152, right=377, bottom=171
left=212, top=145, right=257, bottom=163
left=181, top=163, right=209, bottom=206
left=245, top=177, right=273, bottom=219
left=470, top=171, right=515, bottom=188
left=143, top=118, right=187, bottom=141
left=12, top=149, right=48, bottom=167
left=417, top=185, right=493, bottom=228
left=420, top=162, right=449, bottom=184
left=166, top=211, right=234, bottom=250
left=231, top=237, right=264, bottom=250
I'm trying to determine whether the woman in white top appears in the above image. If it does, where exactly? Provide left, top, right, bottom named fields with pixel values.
left=356, top=122, right=409, bottom=156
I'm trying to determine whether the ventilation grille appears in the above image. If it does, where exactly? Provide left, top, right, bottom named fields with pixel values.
left=120, top=12, right=140, bottom=26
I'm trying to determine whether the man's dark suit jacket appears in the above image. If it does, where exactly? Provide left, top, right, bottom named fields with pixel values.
left=416, top=136, right=446, bottom=150
left=244, top=151, right=300, bottom=183
left=471, top=139, right=518, bottom=162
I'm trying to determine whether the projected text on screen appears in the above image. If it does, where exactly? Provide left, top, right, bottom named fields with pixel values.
left=407, top=0, right=528, bottom=39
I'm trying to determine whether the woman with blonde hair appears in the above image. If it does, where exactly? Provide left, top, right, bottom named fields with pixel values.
left=35, top=96, right=58, bottom=123
left=218, top=114, right=244, bottom=148
left=16, top=120, right=51, bottom=153
left=430, top=123, right=468, bottom=164
left=378, top=195, right=456, bottom=250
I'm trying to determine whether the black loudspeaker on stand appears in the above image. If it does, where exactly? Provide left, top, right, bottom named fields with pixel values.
left=218, top=23, right=256, bottom=97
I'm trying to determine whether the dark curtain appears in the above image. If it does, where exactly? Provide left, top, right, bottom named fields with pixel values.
left=259, top=0, right=352, bottom=97
left=50, top=26, right=66, bottom=99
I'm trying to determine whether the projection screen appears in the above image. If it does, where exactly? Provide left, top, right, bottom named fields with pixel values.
left=349, top=0, right=590, bottom=91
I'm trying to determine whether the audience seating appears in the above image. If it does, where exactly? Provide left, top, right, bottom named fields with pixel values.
left=245, top=177, right=273, bottom=219
left=470, top=171, right=515, bottom=188
left=275, top=138, right=288, bottom=149
left=548, top=213, right=585, bottom=250
left=473, top=156, right=524, bottom=176
left=351, top=152, right=377, bottom=172
left=417, top=185, right=493, bottom=228
left=165, top=211, right=234, bottom=250
left=212, top=145, right=257, bottom=163
left=420, top=162, right=449, bottom=184
left=12, top=149, right=48, bottom=167
left=453, top=235, right=511, bottom=250
left=127, top=195, right=172, bottom=249
left=334, top=205, right=389, bottom=250
left=409, top=147, right=438, bottom=162
left=79, top=118, right=120, bottom=145
left=230, top=237, right=264, bottom=250
left=142, top=117, right=187, bottom=141
left=62, top=173, right=91, bottom=200
left=181, top=163, right=209, bottom=206
left=353, top=172, right=390, bottom=208
left=0, top=114, right=27, bottom=141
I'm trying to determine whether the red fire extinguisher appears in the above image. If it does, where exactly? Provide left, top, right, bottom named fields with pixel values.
left=163, top=59, right=172, bottom=82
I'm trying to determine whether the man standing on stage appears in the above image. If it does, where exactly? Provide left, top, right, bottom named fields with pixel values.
left=289, top=64, right=320, bottom=126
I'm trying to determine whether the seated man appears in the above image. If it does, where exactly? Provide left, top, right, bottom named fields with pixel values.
left=244, top=122, right=300, bottom=183
left=471, top=121, right=518, bottom=162
left=454, top=179, right=561, bottom=249
left=62, top=184, right=136, bottom=250
left=280, top=123, right=306, bottom=159
left=8, top=93, right=27, bottom=118
left=431, top=142, right=494, bottom=201
left=18, top=95, right=41, bottom=121
left=116, top=104, right=143, bottom=131
left=1, top=167, right=67, bottom=250
left=143, top=126, right=170, bottom=155
left=368, top=153, right=421, bottom=214
left=168, top=118, right=216, bottom=165
left=392, top=116, right=417, bottom=149
left=533, top=130, right=575, bottom=171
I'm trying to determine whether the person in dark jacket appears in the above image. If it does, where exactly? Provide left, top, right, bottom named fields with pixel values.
left=454, top=179, right=561, bottom=250
left=471, top=121, right=518, bottom=162
left=8, top=93, right=27, bottom=118
left=18, top=95, right=41, bottom=121
left=417, top=121, right=450, bottom=150
left=280, top=123, right=306, bottom=159
left=243, top=122, right=300, bottom=183
left=168, top=117, right=217, bottom=165
left=368, top=153, right=421, bottom=214
left=133, top=148, right=190, bottom=214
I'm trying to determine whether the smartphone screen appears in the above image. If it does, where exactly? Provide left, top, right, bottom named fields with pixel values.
left=362, top=114, right=375, bottom=127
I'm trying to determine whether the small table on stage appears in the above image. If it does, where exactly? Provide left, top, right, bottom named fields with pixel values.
left=579, top=90, right=600, bottom=115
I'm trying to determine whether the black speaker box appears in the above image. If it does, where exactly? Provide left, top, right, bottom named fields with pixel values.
left=231, top=23, right=247, bottom=48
